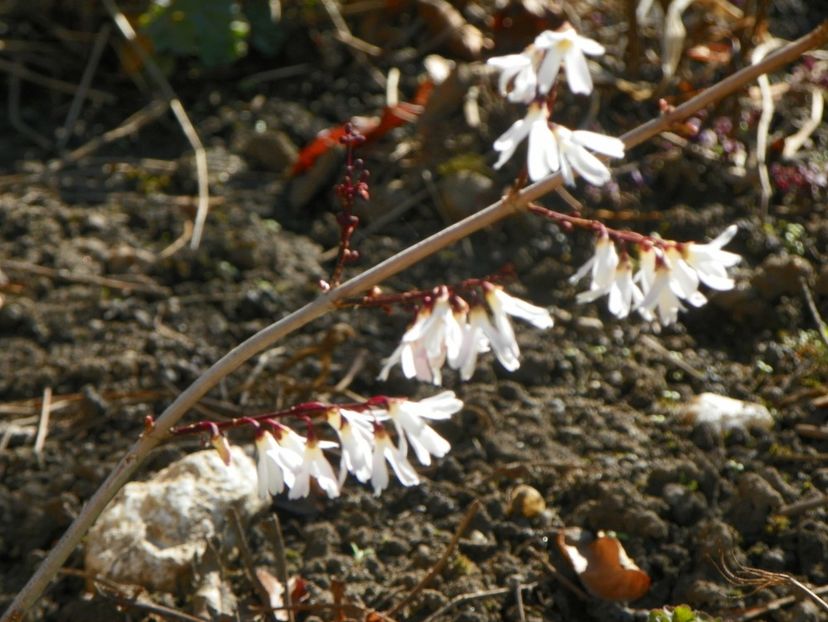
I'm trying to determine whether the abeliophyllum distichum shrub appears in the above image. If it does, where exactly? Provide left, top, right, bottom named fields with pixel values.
left=177, top=23, right=741, bottom=500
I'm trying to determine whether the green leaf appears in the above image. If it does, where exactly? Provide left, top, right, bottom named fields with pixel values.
left=673, top=605, right=697, bottom=622
left=140, top=0, right=250, bottom=67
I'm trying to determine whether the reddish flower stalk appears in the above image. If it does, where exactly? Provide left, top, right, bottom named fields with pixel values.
left=170, top=398, right=383, bottom=437
left=325, top=124, right=369, bottom=290
left=527, top=201, right=675, bottom=250
left=344, top=267, right=516, bottom=311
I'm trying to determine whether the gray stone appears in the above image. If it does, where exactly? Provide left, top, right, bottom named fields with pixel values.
left=85, top=446, right=264, bottom=592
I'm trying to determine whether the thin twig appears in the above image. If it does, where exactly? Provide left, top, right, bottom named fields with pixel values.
left=0, top=259, right=170, bottom=296
left=795, top=423, right=828, bottom=441
left=717, top=553, right=828, bottom=615
left=5, top=22, right=828, bottom=622
left=50, top=100, right=169, bottom=170
left=264, top=514, right=294, bottom=622
left=57, top=24, right=111, bottom=152
left=385, top=499, right=480, bottom=617
left=229, top=508, right=278, bottom=622
left=58, top=568, right=211, bottom=622
left=239, top=64, right=312, bottom=89
left=0, top=419, right=36, bottom=452
left=734, top=584, right=828, bottom=621
left=0, top=57, right=115, bottom=103
left=530, top=549, right=590, bottom=601
left=512, top=576, right=527, bottom=622
left=333, top=350, right=366, bottom=393
left=8, top=70, right=51, bottom=149
left=320, top=0, right=382, bottom=57
left=776, top=494, right=828, bottom=517
left=102, top=0, right=210, bottom=250
left=32, top=387, right=52, bottom=466
left=782, top=86, right=824, bottom=159
left=800, top=276, right=828, bottom=348
left=419, top=587, right=511, bottom=622
left=157, top=219, right=194, bottom=260
left=752, top=38, right=785, bottom=219
left=639, top=334, right=706, bottom=381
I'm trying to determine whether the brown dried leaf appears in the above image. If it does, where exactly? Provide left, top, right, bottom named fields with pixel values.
left=687, top=41, right=733, bottom=64
left=255, top=567, right=287, bottom=621
left=557, top=528, right=651, bottom=602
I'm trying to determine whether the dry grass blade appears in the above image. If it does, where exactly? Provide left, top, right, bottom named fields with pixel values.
left=717, top=552, right=828, bottom=614
left=102, top=0, right=210, bottom=250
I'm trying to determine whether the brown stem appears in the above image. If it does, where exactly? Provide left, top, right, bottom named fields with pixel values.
left=3, top=19, right=828, bottom=622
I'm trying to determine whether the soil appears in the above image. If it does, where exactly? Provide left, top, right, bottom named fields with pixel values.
left=2, top=3, right=828, bottom=622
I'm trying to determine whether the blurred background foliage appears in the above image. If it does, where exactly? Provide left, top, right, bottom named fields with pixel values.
left=139, top=0, right=286, bottom=67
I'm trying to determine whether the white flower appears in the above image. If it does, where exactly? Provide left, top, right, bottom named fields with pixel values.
left=484, top=285, right=554, bottom=369
left=552, top=125, right=625, bottom=186
left=664, top=246, right=707, bottom=307
left=635, top=249, right=705, bottom=326
left=487, top=52, right=538, bottom=104
left=569, top=230, right=619, bottom=294
left=606, top=254, right=645, bottom=319
left=636, top=245, right=657, bottom=293
left=487, top=285, right=555, bottom=330
left=452, top=306, right=492, bottom=380
left=637, top=258, right=685, bottom=325
left=384, top=391, right=462, bottom=466
left=378, top=306, right=431, bottom=383
left=371, top=423, right=419, bottom=495
left=681, top=224, right=741, bottom=290
left=473, top=303, right=521, bottom=371
left=570, top=234, right=648, bottom=320
left=289, top=437, right=340, bottom=500
left=632, top=226, right=740, bottom=326
left=254, top=428, right=304, bottom=499
left=326, top=408, right=374, bottom=484
left=379, top=288, right=463, bottom=385
left=534, top=27, right=605, bottom=94
left=493, top=104, right=553, bottom=174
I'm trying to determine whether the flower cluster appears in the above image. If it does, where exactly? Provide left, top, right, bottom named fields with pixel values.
left=379, top=284, right=553, bottom=385
left=570, top=225, right=741, bottom=325
left=253, top=391, right=462, bottom=499
left=487, top=25, right=625, bottom=185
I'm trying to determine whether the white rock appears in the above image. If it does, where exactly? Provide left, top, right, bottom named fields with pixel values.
left=680, top=392, right=773, bottom=433
left=85, top=446, right=265, bottom=591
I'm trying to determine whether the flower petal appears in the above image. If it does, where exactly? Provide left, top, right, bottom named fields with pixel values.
left=563, top=45, right=594, bottom=94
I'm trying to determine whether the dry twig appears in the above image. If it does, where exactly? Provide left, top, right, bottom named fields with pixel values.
left=32, top=387, right=52, bottom=466
left=718, top=553, right=828, bottom=616
left=102, top=0, right=210, bottom=250
left=0, top=258, right=169, bottom=296
left=229, top=509, right=278, bottom=622
left=264, top=514, right=294, bottom=622
left=419, top=587, right=512, bottom=622
left=0, top=57, right=114, bottom=103
left=58, top=568, right=210, bottom=622
left=320, top=0, right=382, bottom=57
left=51, top=100, right=169, bottom=170
left=800, top=276, right=828, bottom=348
left=8, top=69, right=51, bottom=149
left=57, top=24, right=111, bottom=152
left=384, top=499, right=480, bottom=618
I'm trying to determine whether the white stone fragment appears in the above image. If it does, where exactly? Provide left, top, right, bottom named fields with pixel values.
left=680, top=392, right=773, bottom=433
left=85, top=446, right=265, bottom=592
